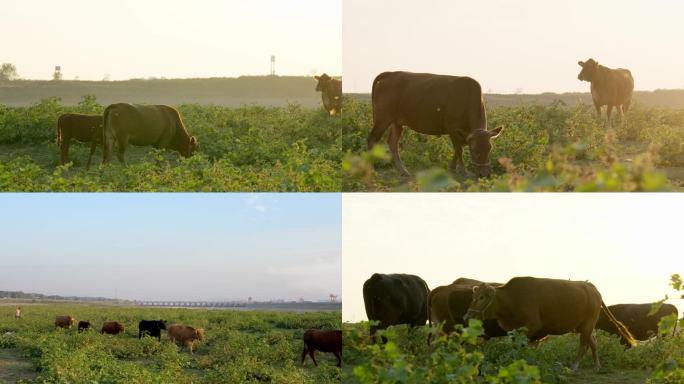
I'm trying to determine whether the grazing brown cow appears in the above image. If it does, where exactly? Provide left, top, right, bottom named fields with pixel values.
left=101, top=321, right=125, bottom=335
left=363, top=273, right=430, bottom=342
left=369, top=71, right=503, bottom=177
left=577, top=58, right=634, bottom=127
left=427, top=278, right=507, bottom=344
left=57, top=113, right=103, bottom=168
left=464, top=277, right=636, bottom=371
left=55, top=315, right=76, bottom=329
left=102, top=103, right=198, bottom=165
left=314, top=73, right=342, bottom=116
left=301, top=329, right=342, bottom=367
left=77, top=321, right=91, bottom=332
left=168, top=325, right=204, bottom=354
left=596, top=303, right=678, bottom=342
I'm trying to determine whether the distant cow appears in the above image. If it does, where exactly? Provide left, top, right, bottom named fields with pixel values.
left=57, top=113, right=103, bottom=168
left=427, top=278, right=507, bottom=344
left=369, top=71, right=503, bottom=177
left=301, top=329, right=342, bottom=367
left=363, top=273, right=430, bottom=341
left=138, top=319, right=167, bottom=341
left=577, top=58, right=634, bottom=126
left=55, top=315, right=75, bottom=329
left=314, top=73, right=342, bottom=116
left=101, top=321, right=125, bottom=335
left=77, top=321, right=91, bottom=332
left=102, top=103, right=198, bottom=165
left=168, top=324, right=204, bottom=354
left=464, top=277, right=636, bottom=371
left=596, top=303, right=678, bottom=342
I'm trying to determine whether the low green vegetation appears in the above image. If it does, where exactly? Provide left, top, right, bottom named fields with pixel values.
left=0, top=304, right=341, bottom=383
left=0, top=96, right=342, bottom=191
left=342, top=98, right=684, bottom=191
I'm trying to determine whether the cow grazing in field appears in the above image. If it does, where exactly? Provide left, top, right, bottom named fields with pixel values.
left=101, top=321, right=125, bottom=335
left=577, top=58, right=634, bottom=126
left=427, top=278, right=507, bottom=344
left=55, top=315, right=76, bottom=329
left=314, top=73, right=342, bottom=116
left=77, top=321, right=92, bottom=332
left=138, top=319, right=167, bottom=341
left=363, top=273, right=430, bottom=342
left=596, top=303, right=679, bottom=342
left=102, top=103, right=198, bottom=165
left=464, top=277, right=636, bottom=371
left=168, top=325, right=204, bottom=354
left=369, top=71, right=503, bottom=177
left=301, top=329, right=342, bottom=367
left=57, top=113, right=104, bottom=168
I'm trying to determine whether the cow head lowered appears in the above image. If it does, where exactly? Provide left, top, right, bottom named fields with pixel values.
left=181, top=136, right=199, bottom=158
left=466, top=126, right=504, bottom=178
left=577, top=59, right=599, bottom=82
left=463, top=283, right=497, bottom=322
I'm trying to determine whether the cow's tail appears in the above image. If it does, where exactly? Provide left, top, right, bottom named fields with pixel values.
left=102, top=105, right=115, bottom=162
left=601, top=301, right=637, bottom=347
left=56, top=115, right=63, bottom=147
left=427, top=292, right=434, bottom=345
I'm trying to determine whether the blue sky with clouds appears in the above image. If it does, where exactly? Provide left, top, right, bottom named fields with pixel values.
left=0, top=193, right=341, bottom=301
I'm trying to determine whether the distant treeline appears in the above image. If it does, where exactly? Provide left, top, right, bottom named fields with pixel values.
left=0, top=76, right=327, bottom=107
left=349, top=89, right=684, bottom=109
left=0, top=290, right=121, bottom=302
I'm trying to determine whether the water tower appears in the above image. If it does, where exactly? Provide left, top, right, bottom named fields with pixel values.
left=53, top=66, right=62, bottom=81
left=270, top=55, right=276, bottom=76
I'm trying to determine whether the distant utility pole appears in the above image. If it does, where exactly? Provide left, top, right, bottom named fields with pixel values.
left=53, top=66, right=62, bottom=81
left=270, top=55, right=276, bottom=76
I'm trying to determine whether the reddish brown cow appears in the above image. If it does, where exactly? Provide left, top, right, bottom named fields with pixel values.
left=301, top=329, right=342, bottom=367
left=55, top=315, right=76, bottom=329
left=314, top=73, right=342, bottom=116
left=577, top=58, right=634, bottom=127
left=464, top=277, right=636, bottom=371
left=101, top=321, right=125, bottom=335
left=57, top=113, right=103, bottom=168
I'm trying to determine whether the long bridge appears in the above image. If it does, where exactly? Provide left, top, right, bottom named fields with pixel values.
left=134, top=301, right=248, bottom=308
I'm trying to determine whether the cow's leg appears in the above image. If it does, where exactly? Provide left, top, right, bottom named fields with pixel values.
left=60, top=138, right=70, bottom=165
left=617, top=105, right=625, bottom=126
left=589, top=332, right=600, bottom=371
left=367, top=117, right=392, bottom=151
left=301, top=345, right=309, bottom=365
left=308, top=348, right=318, bottom=366
left=187, top=341, right=194, bottom=354
left=334, top=350, right=342, bottom=367
left=606, top=105, right=614, bottom=128
left=388, top=123, right=409, bottom=176
left=86, top=140, right=98, bottom=169
left=116, top=136, right=128, bottom=166
left=594, top=102, right=602, bottom=119
left=447, top=133, right=466, bottom=176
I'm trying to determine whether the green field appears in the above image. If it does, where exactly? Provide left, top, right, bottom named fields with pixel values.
left=341, top=96, right=684, bottom=192
left=0, top=303, right=341, bottom=383
left=342, top=321, right=684, bottom=384
left=0, top=96, right=342, bottom=191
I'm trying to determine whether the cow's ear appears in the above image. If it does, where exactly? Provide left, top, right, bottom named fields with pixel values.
left=489, top=126, right=504, bottom=139
left=578, top=61, right=584, bottom=67
left=190, top=136, right=197, bottom=144
left=466, top=133, right=474, bottom=142
left=472, top=286, right=479, bottom=293
left=314, top=75, right=320, bottom=80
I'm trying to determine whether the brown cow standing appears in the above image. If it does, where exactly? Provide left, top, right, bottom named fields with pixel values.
left=464, top=277, right=636, bottom=371
left=301, top=329, right=342, bottom=367
left=57, top=113, right=103, bottom=168
left=427, top=278, right=506, bottom=344
left=55, top=315, right=76, bottom=329
left=168, top=325, right=204, bottom=354
left=369, top=71, right=503, bottom=177
left=314, top=73, right=342, bottom=116
left=577, top=58, right=634, bottom=127
left=102, top=103, right=198, bottom=165
left=101, top=321, right=125, bottom=335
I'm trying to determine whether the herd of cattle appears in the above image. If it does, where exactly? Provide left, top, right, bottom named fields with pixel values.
left=363, top=274, right=678, bottom=371
left=56, top=74, right=342, bottom=168
left=52, top=314, right=342, bottom=367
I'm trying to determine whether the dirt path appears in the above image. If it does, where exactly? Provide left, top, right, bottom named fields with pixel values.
left=566, top=368, right=650, bottom=384
left=0, top=348, right=37, bottom=383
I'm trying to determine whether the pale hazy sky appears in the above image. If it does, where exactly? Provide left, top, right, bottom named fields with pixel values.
left=0, top=193, right=341, bottom=302
left=1, top=0, right=341, bottom=80
left=343, top=194, right=683, bottom=322
left=343, top=0, right=684, bottom=93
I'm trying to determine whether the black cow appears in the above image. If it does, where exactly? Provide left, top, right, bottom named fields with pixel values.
left=77, top=320, right=91, bottom=332
left=138, top=319, right=168, bottom=341
left=596, top=303, right=678, bottom=342
left=363, top=273, right=430, bottom=342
